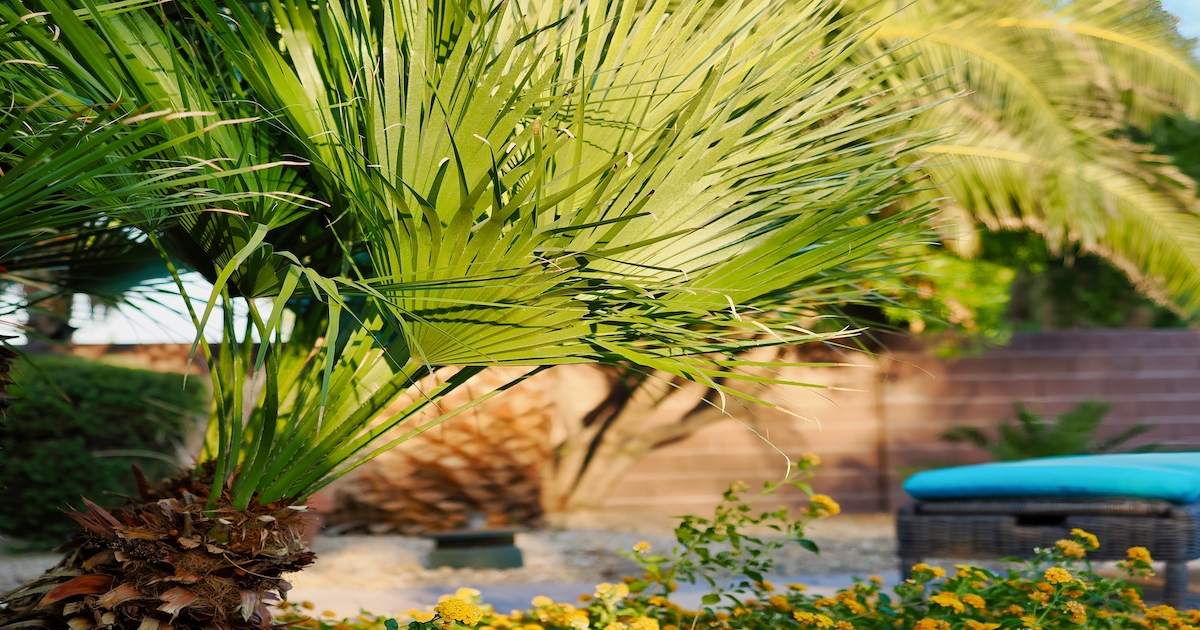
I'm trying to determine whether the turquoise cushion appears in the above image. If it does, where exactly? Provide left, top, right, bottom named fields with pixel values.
left=904, top=453, right=1200, bottom=504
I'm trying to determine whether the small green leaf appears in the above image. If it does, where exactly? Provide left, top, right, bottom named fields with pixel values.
left=701, top=593, right=721, bottom=606
left=798, top=539, right=820, bottom=554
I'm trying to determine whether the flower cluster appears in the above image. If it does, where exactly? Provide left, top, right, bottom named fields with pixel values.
left=275, top=471, right=1194, bottom=630
left=278, top=526, right=1194, bottom=630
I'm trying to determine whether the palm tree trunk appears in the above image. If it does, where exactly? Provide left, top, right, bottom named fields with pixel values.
left=0, top=467, right=315, bottom=630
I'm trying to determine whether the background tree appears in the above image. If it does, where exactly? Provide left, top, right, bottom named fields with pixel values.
left=860, top=0, right=1200, bottom=316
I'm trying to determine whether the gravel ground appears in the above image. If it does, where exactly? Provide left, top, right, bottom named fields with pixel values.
left=0, top=552, right=61, bottom=593
left=8, top=514, right=1198, bottom=613
left=1, top=513, right=899, bottom=593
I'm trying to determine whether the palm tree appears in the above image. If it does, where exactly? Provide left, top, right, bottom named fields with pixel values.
left=0, top=0, right=946, bottom=627
left=858, top=0, right=1200, bottom=315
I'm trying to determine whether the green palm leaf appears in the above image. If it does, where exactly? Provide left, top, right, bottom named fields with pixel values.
left=4, top=0, right=949, bottom=506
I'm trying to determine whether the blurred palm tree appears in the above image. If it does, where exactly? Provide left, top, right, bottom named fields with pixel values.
left=857, top=0, right=1200, bottom=317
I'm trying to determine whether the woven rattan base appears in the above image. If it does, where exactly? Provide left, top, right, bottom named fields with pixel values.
left=897, top=499, right=1199, bottom=607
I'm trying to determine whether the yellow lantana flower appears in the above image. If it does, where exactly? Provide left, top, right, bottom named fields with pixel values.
left=912, top=563, right=947, bottom=579
left=595, top=582, right=630, bottom=601
left=564, top=611, right=590, bottom=630
left=632, top=541, right=652, bottom=554
left=1065, top=600, right=1087, bottom=624
left=1128, top=546, right=1153, bottom=563
left=810, top=494, right=841, bottom=516
left=930, top=592, right=964, bottom=613
left=1146, top=605, right=1178, bottom=620
left=962, top=594, right=987, bottom=610
left=1044, top=567, right=1073, bottom=584
left=793, top=611, right=834, bottom=628
left=768, top=595, right=792, bottom=611
left=435, top=599, right=484, bottom=626
left=1071, top=528, right=1099, bottom=550
left=966, top=622, right=1000, bottom=630
left=629, top=617, right=659, bottom=630
left=1055, top=539, right=1086, bottom=558
left=455, top=588, right=482, bottom=601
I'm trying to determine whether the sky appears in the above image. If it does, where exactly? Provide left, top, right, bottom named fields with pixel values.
left=1162, top=0, right=1200, bottom=40
left=7, top=1, right=1200, bottom=346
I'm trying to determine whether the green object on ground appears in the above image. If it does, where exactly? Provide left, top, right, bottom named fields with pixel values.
left=426, top=531, right=524, bottom=570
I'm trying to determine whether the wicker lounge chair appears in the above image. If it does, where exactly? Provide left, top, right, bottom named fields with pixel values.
left=899, top=454, right=1200, bottom=607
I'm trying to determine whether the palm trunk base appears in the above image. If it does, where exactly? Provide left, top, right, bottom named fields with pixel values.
left=0, top=466, right=315, bottom=630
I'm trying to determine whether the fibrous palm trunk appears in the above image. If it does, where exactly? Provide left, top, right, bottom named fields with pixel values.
left=0, top=467, right=314, bottom=630
left=328, top=367, right=550, bottom=534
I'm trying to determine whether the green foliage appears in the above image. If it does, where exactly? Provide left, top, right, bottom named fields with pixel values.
left=888, top=229, right=1186, bottom=355
left=851, top=0, right=1200, bottom=317
left=883, top=251, right=1017, bottom=355
left=622, top=456, right=828, bottom=601
left=1149, top=114, right=1200, bottom=185
left=979, top=230, right=1185, bottom=330
left=941, top=400, right=1154, bottom=461
left=0, top=356, right=208, bottom=547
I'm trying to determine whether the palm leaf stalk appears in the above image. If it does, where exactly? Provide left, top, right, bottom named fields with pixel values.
left=1, top=0, right=951, bottom=628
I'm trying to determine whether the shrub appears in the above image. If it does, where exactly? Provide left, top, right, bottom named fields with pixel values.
left=0, top=355, right=209, bottom=547
left=279, top=459, right=1200, bottom=630
left=941, top=400, right=1155, bottom=461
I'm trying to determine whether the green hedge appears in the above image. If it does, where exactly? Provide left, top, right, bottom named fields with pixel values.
left=0, top=355, right=209, bottom=547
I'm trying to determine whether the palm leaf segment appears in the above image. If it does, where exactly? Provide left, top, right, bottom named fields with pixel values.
left=4, top=0, right=945, bottom=506
left=0, top=0, right=323, bottom=326
left=857, top=0, right=1200, bottom=315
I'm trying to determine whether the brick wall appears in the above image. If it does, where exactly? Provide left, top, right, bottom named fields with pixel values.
left=601, top=330, right=1200, bottom=515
